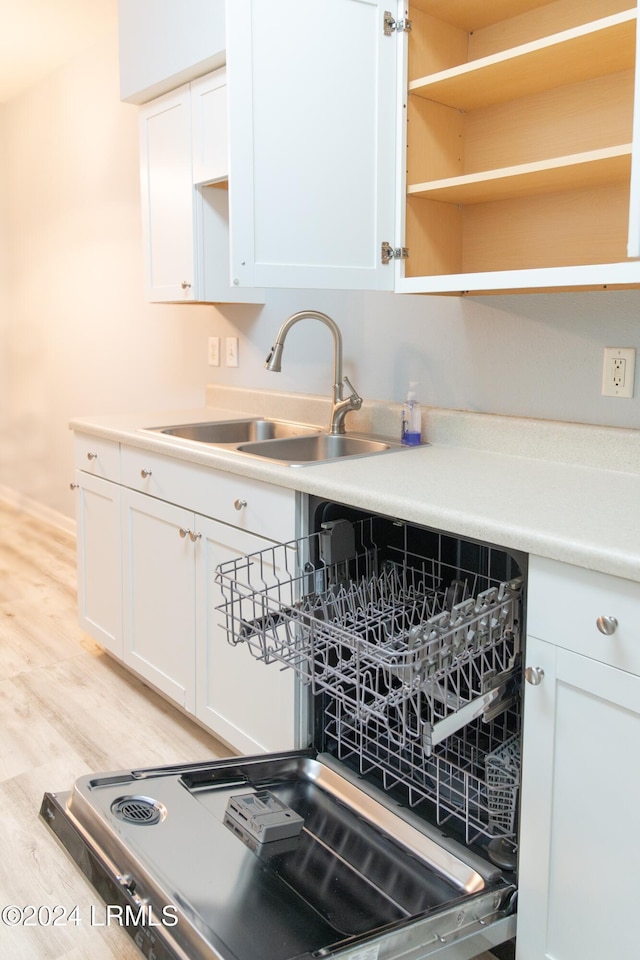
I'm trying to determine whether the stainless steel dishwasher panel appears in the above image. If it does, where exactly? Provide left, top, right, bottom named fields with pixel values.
left=41, top=752, right=516, bottom=960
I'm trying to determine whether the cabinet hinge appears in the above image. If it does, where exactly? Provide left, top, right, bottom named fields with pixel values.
left=381, top=242, right=409, bottom=264
left=384, top=11, right=412, bottom=36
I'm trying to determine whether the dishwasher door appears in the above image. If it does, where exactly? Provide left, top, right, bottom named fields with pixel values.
left=41, top=751, right=516, bottom=960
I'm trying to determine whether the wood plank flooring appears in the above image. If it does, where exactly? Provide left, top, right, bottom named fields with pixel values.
left=0, top=501, right=232, bottom=959
left=0, top=501, right=502, bottom=960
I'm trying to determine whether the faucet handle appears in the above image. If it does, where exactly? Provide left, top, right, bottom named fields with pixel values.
left=342, top=376, right=362, bottom=407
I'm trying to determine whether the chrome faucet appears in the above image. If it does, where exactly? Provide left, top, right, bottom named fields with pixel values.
left=265, top=310, right=362, bottom=435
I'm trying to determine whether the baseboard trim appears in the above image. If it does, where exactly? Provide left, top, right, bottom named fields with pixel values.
left=0, top=485, right=76, bottom=537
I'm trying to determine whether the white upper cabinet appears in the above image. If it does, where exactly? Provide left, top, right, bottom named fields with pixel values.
left=191, top=70, right=228, bottom=185
left=139, top=85, right=195, bottom=301
left=398, top=0, right=640, bottom=294
left=227, top=0, right=640, bottom=295
left=226, top=0, right=398, bottom=290
left=118, top=0, right=226, bottom=104
left=138, top=70, right=264, bottom=303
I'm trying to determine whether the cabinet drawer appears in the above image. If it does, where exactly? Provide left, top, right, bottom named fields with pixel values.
left=121, top=445, right=296, bottom=541
left=527, top=555, right=640, bottom=676
left=74, top=434, right=120, bottom=482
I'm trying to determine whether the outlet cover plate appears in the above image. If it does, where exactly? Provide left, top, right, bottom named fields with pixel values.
left=602, top=346, right=636, bottom=398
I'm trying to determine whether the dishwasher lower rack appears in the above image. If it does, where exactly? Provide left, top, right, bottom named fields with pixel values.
left=216, top=517, right=523, bottom=846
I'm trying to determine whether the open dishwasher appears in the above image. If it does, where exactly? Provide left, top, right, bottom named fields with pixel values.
left=41, top=498, right=525, bottom=960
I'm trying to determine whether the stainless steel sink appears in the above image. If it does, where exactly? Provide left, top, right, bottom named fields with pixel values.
left=143, top=417, right=409, bottom=465
left=151, top=418, right=320, bottom=444
left=238, top=433, right=398, bottom=464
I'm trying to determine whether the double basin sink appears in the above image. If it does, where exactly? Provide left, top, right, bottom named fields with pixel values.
left=145, top=418, right=406, bottom=466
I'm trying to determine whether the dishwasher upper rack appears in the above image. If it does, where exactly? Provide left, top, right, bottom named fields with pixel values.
left=216, top=518, right=523, bottom=749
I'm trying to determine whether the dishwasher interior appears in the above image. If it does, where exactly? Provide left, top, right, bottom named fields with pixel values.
left=224, top=499, right=525, bottom=868
left=41, top=499, right=525, bottom=960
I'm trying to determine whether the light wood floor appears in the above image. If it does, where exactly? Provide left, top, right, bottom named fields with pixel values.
left=0, top=501, right=501, bottom=960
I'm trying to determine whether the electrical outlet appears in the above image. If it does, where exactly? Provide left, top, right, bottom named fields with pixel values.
left=208, top=336, right=220, bottom=366
left=225, top=336, right=239, bottom=368
left=602, top=347, right=636, bottom=398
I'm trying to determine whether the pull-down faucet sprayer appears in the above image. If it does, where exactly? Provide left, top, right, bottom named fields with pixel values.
left=265, top=310, right=362, bottom=435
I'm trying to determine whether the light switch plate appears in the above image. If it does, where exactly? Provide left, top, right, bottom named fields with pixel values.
left=208, top=336, right=220, bottom=366
left=225, top=336, right=239, bottom=367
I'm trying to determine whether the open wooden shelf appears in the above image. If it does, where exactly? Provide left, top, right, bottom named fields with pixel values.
left=401, top=0, right=640, bottom=292
left=410, top=0, right=554, bottom=31
left=408, top=145, right=632, bottom=205
left=409, top=10, right=636, bottom=111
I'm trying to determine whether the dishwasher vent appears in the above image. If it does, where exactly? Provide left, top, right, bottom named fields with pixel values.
left=110, top=796, right=165, bottom=826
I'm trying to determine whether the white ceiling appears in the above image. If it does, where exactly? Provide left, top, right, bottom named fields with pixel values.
left=0, top=0, right=117, bottom=104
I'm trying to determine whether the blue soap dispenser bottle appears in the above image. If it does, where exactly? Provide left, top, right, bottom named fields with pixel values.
left=401, top=382, right=422, bottom=446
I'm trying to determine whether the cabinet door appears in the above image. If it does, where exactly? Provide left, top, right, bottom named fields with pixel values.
left=226, top=0, right=397, bottom=290
left=139, top=79, right=264, bottom=304
left=517, top=636, right=640, bottom=960
left=139, top=85, right=196, bottom=301
left=195, top=517, right=297, bottom=754
left=122, top=489, right=196, bottom=711
left=74, top=471, right=122, bottom=659
left=191, top=68, right=228, bottom=185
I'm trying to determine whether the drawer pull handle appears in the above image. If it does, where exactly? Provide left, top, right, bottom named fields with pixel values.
left=86, top=452, right=98, bottom=461
left=596, top=615, right=618, bottom=636
left=234, top=499, right=247, bottom=511
left=179, top=528, right=189, bottom=539
left=189, top=531, right=202, bottom=543
left=69, top=482, right=79, bottom=490
left=140, top=469, right=152, bottom=478
left=525, top=666, right=545, bottom=686
left=181, top=280, right=191, bottom=290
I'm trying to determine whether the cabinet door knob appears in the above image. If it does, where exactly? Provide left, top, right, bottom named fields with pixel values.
left=189, top=531, right=202, bottom=542
left=525, top=666, right=545, bottom=686
left=179, top=527, right=189, bottom=538
left=596, top=615, right=618, bottom=636
left=69, top=482, right=79, bottom=490
left=86, top=452, right=98, bottom=460
left=140, top=469, right=152, bottom=478
left=234, top=498, right=247, bottom=511
left=180, top=280, right=192, bottom=290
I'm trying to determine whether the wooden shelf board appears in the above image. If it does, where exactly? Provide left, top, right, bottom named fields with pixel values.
left=410, top=0, right=555, bottom=32
left=409, top=11, right=637, bottom=110
left=408, top=145, right=632, bottom=204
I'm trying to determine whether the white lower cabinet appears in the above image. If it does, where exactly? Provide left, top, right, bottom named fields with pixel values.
left=75, top=470, right=123, bottom=659
left=195, top=518, right=296, bottom=754
left=517, top=557, right=640, bottom=960
left=121, top=489, right=197, bottom=711
left=74, top=435, right=297, bottom=753
left=120, top=488, right=296, bottom=750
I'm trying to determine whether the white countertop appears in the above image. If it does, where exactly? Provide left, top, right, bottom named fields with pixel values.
left=71, top=388, right=640, bottom=584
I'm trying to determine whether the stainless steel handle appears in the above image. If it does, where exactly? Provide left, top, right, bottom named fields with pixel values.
left=179, top=528, right=189, bottom=538
left=234, top=499, right=247, bottom=511
left=140, top=469, right=152, bottom=478
left=525, top=666, right=545, bottom=686
left=86, top=452, right=98, bottom=461
left=189, top=531, right=202, bottom=542
left=69, top=482, right=79, bottom=490
left=180, top=280, right=191, bottom=290
left=596, top=615, right=618, bottom=636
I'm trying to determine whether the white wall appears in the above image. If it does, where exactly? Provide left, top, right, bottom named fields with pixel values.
left=207, top=287, right=640, bottom=429
left=1, top=32, right=221, bottom=519
left=1, top=28, right=639, bottom=524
